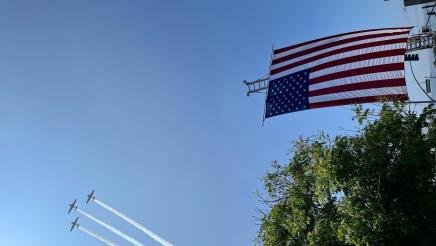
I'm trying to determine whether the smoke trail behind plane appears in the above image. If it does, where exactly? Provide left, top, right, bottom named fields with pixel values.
left=79, top=226, right=118, bottom=246
left=77, top=209, right=145, bottom=246
left=94, top=199, right=174, bottom=246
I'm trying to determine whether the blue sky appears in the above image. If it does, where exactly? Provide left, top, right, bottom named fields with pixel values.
left=0, top=1, right=430, bottom=245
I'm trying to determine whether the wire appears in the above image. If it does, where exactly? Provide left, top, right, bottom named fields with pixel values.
left=409, top=61, right=436, bottom=102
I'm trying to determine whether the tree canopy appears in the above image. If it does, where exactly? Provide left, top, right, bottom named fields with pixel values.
left=257, top=103, right=436, bottom=246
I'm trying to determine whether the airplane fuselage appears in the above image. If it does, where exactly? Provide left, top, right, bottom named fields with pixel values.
left=86, top=190, right=95, bottom=204
left=70, top=217, right=79, bottom=232
left=68, top=199, right=78, bottom=214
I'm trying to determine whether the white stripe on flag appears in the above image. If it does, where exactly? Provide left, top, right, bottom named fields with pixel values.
left=270, top=55, right=404, bottom=81
left=308, top=70, right=405, bottom=91
left=308, top=86, right=407, bottom=104
left=271, top=43, right=406, bottom=78
left=273, top=28, right=411, bottom=59
left=309, top=55, right=404, bottom=79
left=271, top=39, right=406, bottom=70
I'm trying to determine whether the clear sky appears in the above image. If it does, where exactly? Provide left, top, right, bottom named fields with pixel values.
left=0, top=0, right=430, bottom=245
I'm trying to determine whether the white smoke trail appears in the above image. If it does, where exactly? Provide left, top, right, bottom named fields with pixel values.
left=94, top=199, right=174, bottom=246
left=77, top=209, right=145, bottom=246
left=79, top=226, right=118, bottom=246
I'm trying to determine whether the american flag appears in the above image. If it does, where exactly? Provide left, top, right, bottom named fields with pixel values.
left=265, top=27, right=412, bottom=118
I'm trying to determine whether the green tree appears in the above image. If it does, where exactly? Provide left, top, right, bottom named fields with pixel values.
left=257, top=103, right=436, bottom=246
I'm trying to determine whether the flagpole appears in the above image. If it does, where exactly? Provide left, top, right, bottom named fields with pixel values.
left=262, top=44, right=274, bottom=126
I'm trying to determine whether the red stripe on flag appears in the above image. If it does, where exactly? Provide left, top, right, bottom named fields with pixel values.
left=271, top=31, right=410, bottom=65
left=273, top=27, right=412, bottom=55
left=270, top=38, right=408, bottom=75
left=309, top=94, right=409, bottom=109
left=309, top=78, right=406, bottom=97
left=309, top=63, right=405, bottom=85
